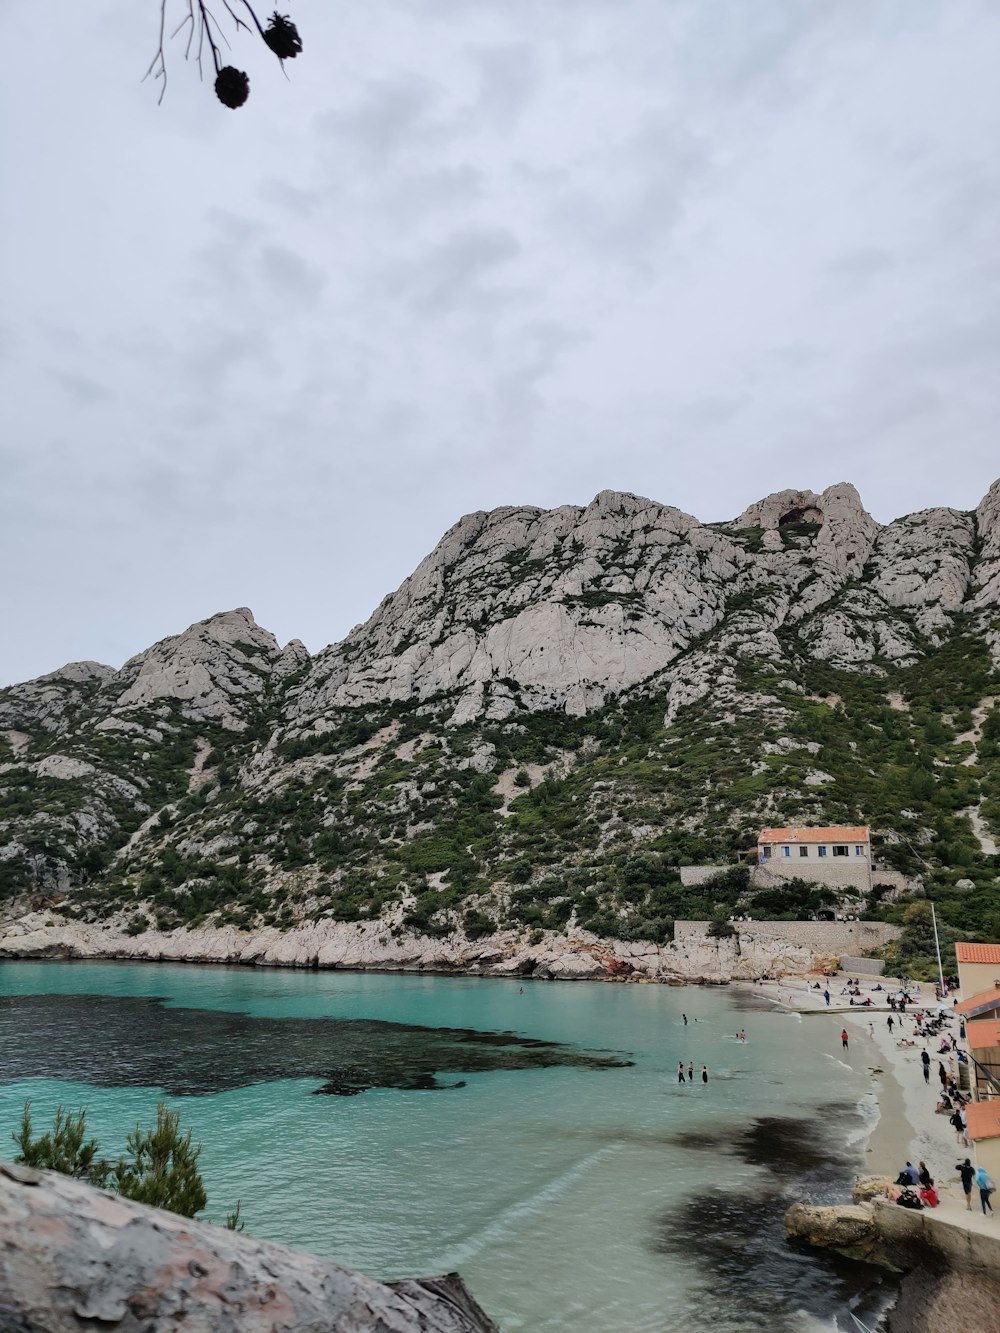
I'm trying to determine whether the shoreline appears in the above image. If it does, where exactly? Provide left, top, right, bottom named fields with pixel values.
left=0, top=908, right=899, bottom=986
left=751, top=976, right=962, bottom=1194
left=756, top=972, right=1000, bottom=1333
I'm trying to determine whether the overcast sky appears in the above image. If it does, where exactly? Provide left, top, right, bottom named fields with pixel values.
left=2, top=1, right=999, bottom=686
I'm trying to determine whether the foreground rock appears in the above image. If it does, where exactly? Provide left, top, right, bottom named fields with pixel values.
left=786, top=1197, right=1000, bottom=1331
left=0, top=1162, right=496, bottom=1333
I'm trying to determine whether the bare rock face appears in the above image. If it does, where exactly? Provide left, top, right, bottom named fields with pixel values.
left=868, top=507, right=977, bottom=638
left=285, top=478, right=1000, bottom=730
left=734, top=487, right=825, bottom=530
left=292, top=491, right=709, bottom=725
left=0, top=1162, right=497, bottom=1333
left=112, top=608, right=302, bottom=731
left=0, top=660, right=115, bottom=736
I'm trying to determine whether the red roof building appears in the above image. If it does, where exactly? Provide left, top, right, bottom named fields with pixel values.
left=956, top=988, right=1000, bottom=1019
left=965, top=1101, right=1000, bottom=1142
left=957, top=943, right=1000, bottom=965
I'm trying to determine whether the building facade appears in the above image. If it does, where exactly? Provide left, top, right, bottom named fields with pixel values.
left=956, top=942, right=1000, bottom=999
left=956, top=944, right=1000, bottom=1177
left=756, top=826, right=872, bottom=893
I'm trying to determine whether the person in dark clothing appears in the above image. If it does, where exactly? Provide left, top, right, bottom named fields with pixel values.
left=938, top=1062, right=947, bottom=1087
left=678, top=1061, right=686, bottom=1084
left=887, top=1015, right=895, bottom=1032
left=701, top=1066, right=708, bottom=1083
left=918, top=1161, right=933, bottom=1188
left=824, top=990, right=830, bottom=1006
left=687, top=1061, right=694, bottom=1082
left=921, top=1050, right=930, bottom=1084
left=957, top=1158, right=976, bottom=1211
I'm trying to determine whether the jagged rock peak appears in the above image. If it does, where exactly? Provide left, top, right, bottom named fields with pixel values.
left=733, top=487, right=827, bottom=530
left=39, top=661, right=117, bottom=685
left=112, top=608, right=303, bottom=730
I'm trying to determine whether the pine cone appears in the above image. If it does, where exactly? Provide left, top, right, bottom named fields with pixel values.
left=263, top=13, right=302, bottom=60
left=215, top=67, right=250, bottom=108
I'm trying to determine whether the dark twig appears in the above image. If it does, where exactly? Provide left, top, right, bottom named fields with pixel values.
left=145, top=0, right=299, bottom=104
left=195, top=0, right=224, bottom=73
left=142, top=0, right=170, bottom=104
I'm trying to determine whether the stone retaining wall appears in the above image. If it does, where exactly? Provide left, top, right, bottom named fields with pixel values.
left=674, top=919, right=900, bottom=955
left=840, top=955, right=886, bottom=975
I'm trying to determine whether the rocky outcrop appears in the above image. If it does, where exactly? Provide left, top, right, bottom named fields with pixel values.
left=0, top=660, right=115, bottom=736
left=0, top=1162, right=496, bottom=1332
left=111, top=608, right=307, bottom=731
left=852, top=1175, right=894, bottom=1203
left=785, top=1202, right=880, bottom=1262
left=787, top=1195, right=1000, bottom=1279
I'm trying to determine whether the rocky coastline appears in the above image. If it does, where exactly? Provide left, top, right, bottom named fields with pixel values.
left=786, top=1196, right=1000, bottom=1332
left=0, top=909, right=880, bottom=984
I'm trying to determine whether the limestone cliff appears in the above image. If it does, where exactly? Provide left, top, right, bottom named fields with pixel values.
left=1, top=481, right=999, bottom=952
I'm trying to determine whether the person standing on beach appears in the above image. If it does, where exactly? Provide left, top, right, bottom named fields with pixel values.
left=921, top=1051, right=930, bottom=1084
left=841, top=1029, right=849, bottom=1051
left=956, top=1159, right=975, bottom=1208
left=938, top=1062, right=947, bottom=1088
left=887, top=1014, right=894, bottom=1033
left=824, top=990, right=830, bottom=1006
left=976, top=1166, right=994, bottom=1215
left=950, top=1108, right=969, bottom=1148
left=678, top=1061, right=686, bottom=1084
left=683, top=1014, right=688, bottom=1026
left=702, top=1065, right=709, bottom=1083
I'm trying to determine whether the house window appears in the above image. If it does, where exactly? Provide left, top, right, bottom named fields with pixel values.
left=833, top=845, right=849, bottom=857
left=818, top=846, right=827, bottom=857
left=762, top=845, right=771, bottom=860
left=782, top=845, right=791, bottom=857
left=855, top=845, right=864, bottom=856
left=799, top=846, right=809, bottom=857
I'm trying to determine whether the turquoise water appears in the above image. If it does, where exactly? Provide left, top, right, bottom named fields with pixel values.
left=0, top=962, right=888, bottom=1331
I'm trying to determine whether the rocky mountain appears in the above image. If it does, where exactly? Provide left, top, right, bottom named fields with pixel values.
left=2, top=480, right=999, bottom=957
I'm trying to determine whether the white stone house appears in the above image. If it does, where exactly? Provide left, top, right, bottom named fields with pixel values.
left=757, top=826, right=872, bottom=894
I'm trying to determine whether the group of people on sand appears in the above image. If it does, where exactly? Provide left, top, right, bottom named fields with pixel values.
left=889, top=1155, right=993, bottom=1217
left=893, top=1159, right=940, bottom=1210
left=677, top=1060, right=709, bottom=1083
left=878, top=985, right=998, bottom=1217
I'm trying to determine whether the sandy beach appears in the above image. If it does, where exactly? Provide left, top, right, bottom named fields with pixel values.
left=751, top=973, right=998, bottom=1240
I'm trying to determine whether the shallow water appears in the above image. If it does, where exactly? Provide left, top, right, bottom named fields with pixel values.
left=0, top=962, right=894, bottom=1330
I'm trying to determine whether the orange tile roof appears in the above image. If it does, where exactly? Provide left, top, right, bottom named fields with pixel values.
left=957, top=942, right=1000, bottom=965
left=758, top=826, right=869, bottom=844
left=965, top=1100, right=1000, bottom=1142
left=966, top=1019, right=1000, bottom=1051
left=956, top=988, right=1000, bottom=1017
